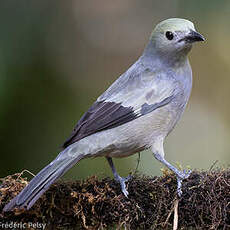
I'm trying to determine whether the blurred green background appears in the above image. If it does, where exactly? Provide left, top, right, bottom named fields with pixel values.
left=1, top=0, right=230, bottom=180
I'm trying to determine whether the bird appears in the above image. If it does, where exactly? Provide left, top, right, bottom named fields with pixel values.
left=3, top=18, right=205, bottom=212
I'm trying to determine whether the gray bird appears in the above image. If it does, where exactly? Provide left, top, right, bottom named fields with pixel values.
left=4, top=18, right=205, bottom=211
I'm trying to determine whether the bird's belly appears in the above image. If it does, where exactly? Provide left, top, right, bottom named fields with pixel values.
left=107, top=103, right=185, bottom=157
left=69, top=104, right=184, bottom=159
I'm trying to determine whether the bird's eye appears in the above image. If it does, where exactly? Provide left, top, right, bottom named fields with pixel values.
left=165, top=31, right=174, bottom=40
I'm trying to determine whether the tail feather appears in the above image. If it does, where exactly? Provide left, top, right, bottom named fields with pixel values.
left=3, top=153, right=84, bottom=211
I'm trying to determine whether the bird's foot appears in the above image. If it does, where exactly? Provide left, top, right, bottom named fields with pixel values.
left=176, top=169, right=191, bottom=197
left=115, top=175, right=132, bottom=197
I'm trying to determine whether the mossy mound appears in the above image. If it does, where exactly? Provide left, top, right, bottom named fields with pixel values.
left=0, top=169, right=230, bottom=229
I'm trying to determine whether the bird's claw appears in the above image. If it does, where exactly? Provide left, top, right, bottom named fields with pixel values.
left=115, top=175, right=132, bottom=197
left=183, top=169, right=192, bottom=179
left=124, top=175, right=132, bottom=182
left=176, top=169, right=192, bottom=197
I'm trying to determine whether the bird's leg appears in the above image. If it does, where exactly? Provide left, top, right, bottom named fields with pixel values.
left=154, top=152, right=191, bottom=196
left=134, top=152, right=141, bottom=174
left=106, top=157, right=131, bottom=197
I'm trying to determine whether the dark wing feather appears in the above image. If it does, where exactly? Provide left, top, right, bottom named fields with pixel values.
left=62, top=100, right=137, bottom=148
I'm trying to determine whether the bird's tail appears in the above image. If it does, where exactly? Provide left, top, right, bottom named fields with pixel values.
left=3, top=150, right=84, bottom=211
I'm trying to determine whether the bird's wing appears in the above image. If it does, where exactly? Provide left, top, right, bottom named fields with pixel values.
left=63, top=63, right=176, bottom=148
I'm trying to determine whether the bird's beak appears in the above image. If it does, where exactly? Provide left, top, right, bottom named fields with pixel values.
left=179, top=30, right=205, bottom=43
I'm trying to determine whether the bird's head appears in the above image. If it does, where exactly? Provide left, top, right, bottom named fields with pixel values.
left=149, top=18, right=205, bottom=62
